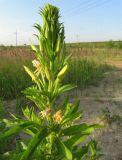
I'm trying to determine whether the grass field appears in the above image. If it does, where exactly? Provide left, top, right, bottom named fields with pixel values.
left=67, top=40, right=122, bottom=49
left=0, top=42, right=121, bottom=99
left=0, top=43, right=118, bottom=100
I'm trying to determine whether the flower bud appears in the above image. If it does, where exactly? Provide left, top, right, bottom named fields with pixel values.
left=32, top=59, right=40, bottom=68
left=45, top=107, right=52, bottom=114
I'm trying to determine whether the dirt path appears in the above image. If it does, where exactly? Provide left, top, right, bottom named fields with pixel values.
left=62, top=65, right=122, bottom=160
left=106, top=60, right=122, bottom=69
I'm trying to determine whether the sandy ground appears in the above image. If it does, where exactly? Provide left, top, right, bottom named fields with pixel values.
left=61, top=65, right=122, bottom=160
left=4, top=62, right=122, bottom=160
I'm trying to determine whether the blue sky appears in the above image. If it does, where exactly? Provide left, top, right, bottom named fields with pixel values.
left=0, top=0, right=122, bottom=45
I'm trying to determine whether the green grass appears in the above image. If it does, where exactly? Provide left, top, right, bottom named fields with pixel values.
left=0, top=98, right=5, bottom=118
left=67, top=40, right=122, bottom=49
left=64, top=58, right=114, bottom=88
left=0, top=98, right=16, bottom=155
left=0, top=43, right=119, bottom=100
left=0, top=60, right=32, bottom=99
left=1, top=40, right=122, bottom=50
left=67, top=47, right=122, bottom=62
left=0, top=58, right=113, bottom=100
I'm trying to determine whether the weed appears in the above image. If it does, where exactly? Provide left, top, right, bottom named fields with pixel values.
left=0, top=4, right=102, bottom=159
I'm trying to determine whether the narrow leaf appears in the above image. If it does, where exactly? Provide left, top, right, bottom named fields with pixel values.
left=20, top=128, right=49, bottom=160
left=55, top=137, right=72, bottom=160
left=59, top=84, right=76, bottom=94
left=73, top=145, right=89, bottom=160
left=65, top=134, right=89, bottom=147
left=62, top=124, right=102, bottom=136
left=0, top=121, right=35, bottom=141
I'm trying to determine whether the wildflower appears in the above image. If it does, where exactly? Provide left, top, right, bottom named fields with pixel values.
left=39, top=107, right=52, bottom=118
left=32, top=59, right=40, bottom=68
left=53, top=110, right=63, bottom=123
left=39, top=110, right=47, bottom=118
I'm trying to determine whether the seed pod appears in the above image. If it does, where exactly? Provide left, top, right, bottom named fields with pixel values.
left=31, top=44, right=37, bottom=52
left=55, top=36, right=61, bottom=54
left=24, top=66, right=38, bottom=82
left=57, top=65, right=68, bottom=79
left=45, top=67, right=51, bottom=81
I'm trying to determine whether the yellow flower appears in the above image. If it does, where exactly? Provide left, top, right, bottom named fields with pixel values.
left=53, top=110, right=63, bottom=123
left=32, top=59, right=40, bottom=68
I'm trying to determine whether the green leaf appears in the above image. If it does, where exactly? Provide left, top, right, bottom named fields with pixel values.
left=57, top=65, right=68, bottom=79
left=0, top=121, right=35, bottom=141
left=63, top=103, right=74, bottom=116
left=55, top=137, right=72, bottom=160
left=34, top=23, right=42, bottom=35
left=63, top=101, right=80, bottom=117
left=23, top=87, right=50, bottom=98
left=62, top=112, right=81, bottom=125
left=31, top=44, right=38, bottom=52
left=89, top=140, right=97, bottom=156
left=70, top=100, right=80, bottom=114
left=61, top=96, right=69, bottom=112
left=73, top=145, right=89, bottom=160
left=62, top=124, right=102, bottom=136
left=25, top=95, right=46, bottom=110
left=58, top=84, right=76, bottom=94
left=0, top=152, right=23, bottom=160
left=2, top=118, right=22, bottom=128
left=16, top=141, right=27, bottom=152
left=20, top=128, right=50, bottom=160
left=22, top=106, right=40, bottom=124
left=24, top=66, right=39, bottom=84
left=65, top=133, right=89, bottom=148
left=62, top=102, right=81, bottom=123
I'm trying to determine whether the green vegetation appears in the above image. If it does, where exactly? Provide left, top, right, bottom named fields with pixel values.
left=0, top=98, right=11, bottom=155
left=0, top=4, right=102, bottom=160
left=0, top=59, right=32, bottom=99
left=0, top=98, right=5, bottom=118
left=67, top=40, right=122, bottom=49
left=64, top=58, right=114, bottom=88
left=0, top=56, right=115, bottom=100
left=0, top=39, right=121, bottom=100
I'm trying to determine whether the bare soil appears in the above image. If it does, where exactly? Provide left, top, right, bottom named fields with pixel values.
left=62, top=62, right=122, bottom=160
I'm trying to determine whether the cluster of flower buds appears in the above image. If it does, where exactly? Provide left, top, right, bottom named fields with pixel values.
left=53, top=110, right=63, bottom=123
left=32, top=59, right=40, bottom=68
left=39, top=107, right=63, bottom=123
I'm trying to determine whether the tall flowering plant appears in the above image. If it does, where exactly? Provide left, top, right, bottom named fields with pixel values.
left=0, top=4, right=102, bottom=160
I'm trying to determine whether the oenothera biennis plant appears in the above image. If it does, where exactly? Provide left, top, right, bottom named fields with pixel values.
left=0, top=4, right=102, bottom=160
